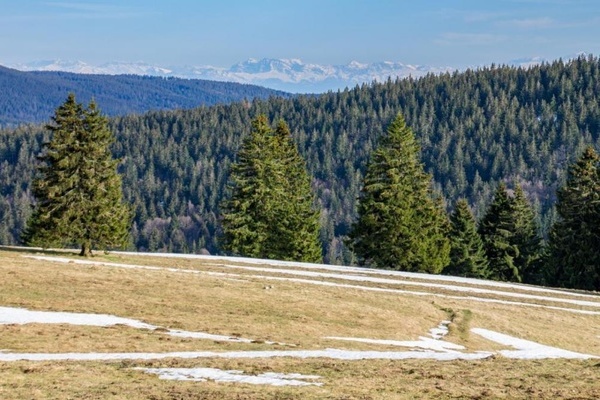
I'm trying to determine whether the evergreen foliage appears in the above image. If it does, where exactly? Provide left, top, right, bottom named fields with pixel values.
left=478, top=183, right=521, bottom=281
left=546, top=146, right=600, bottom=290
left=478, top=182, right=542, bottom=282
left=2, top=56, right=600, bottom=273
left=347, top=114, right=450, bottom=272
left=220, top=115, right=322, bottom=262
left=0, top=65, right=289, bottom=127
left=511, top=184, right=543, bottom=284
left=22, top=94, right=130, bottom=256
left=444, top=199, right=489, bottom=278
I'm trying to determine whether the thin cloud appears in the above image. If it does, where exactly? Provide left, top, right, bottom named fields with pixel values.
left=463, top=11, right=511, bottom=23
left=437, top=9, right=507, bottom=23
left=436, top=32, right=508, bottom=46
left=41, top=1, right=145, bottom=19
left=503, top=17, right=554, bottom=29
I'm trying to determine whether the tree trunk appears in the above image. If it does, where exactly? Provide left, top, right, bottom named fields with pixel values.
left=80, top=242, right=92, bottom=257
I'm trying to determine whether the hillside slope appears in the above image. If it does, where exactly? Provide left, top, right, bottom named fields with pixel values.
left=1, top=56, right=600, bottom=263
left=0, top=65, right=289, bottom=126
left=0, top=247, right=598, bottom=399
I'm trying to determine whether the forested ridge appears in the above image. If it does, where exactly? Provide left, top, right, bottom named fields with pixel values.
left=0, top=65, right=289, bottom=127
left=2, top=56, right=600, bottom=264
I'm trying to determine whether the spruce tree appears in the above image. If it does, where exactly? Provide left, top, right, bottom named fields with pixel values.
left=444, top=199, right=489, bottom=278
left=478, top=183, right=520, bottom=281
left=347, top=114, right=450, bottom=272
left=22, top=94, right=130, bottom=256
left=511, top=184, right=543, bottom=284
left=546, top=146, right=600, bottom=290
left=263, top=120, right=322, bottom=262
left=220, top=116, right=322, bottom=262
left=220, top=115, right=272, bottom=257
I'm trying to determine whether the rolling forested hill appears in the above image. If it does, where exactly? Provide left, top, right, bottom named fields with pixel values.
left=0, top=65, right=289, bottom=127
left=1, top=56, right=600, bottom=263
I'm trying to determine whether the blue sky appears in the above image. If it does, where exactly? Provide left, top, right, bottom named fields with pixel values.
left=1, top=0, right=599, bottom=68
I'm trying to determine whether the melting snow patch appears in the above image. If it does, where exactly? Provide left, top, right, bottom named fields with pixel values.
left=471, top=328, right=597, bottom=359
left=429, top=320, right=451, bottom=339
left=0, top=348, right=493, bottom=362
left=136, top=367, right=322, bottom=386
left=325, top=321, right=463, bottom=354
left=324, top=336, right=465, bottom=354
left=0, top=306, right=255, bottom=343
left=25, top=255, right=600, bottom=315
left=0, top=306, right=155, bottom=330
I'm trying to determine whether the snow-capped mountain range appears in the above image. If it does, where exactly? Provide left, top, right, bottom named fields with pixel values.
left=6, top=56, right=555, bottom=93
left=7, top=58, right=458, bottom=93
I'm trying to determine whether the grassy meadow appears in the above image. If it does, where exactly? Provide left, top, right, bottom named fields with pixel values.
left=1, top=247, right=599, bottom=399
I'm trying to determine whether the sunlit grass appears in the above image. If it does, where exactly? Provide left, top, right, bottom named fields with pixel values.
left=1, top=248, right=599, bottom=399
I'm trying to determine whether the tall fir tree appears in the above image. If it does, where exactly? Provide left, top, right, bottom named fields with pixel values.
left=220, top=115, right=272, bottom=258
left=220, top=115, right=322, bottom=262
left=478, top=183, right=521, bottom=281
left=22, top=94, right=130, bottom=256
left=347, top=113, right=450, bottom=273
left=511, top=184, right=543, bottom=284
left=262, top=120, right=322, bottom=262
left=479, top=182, right=543, bottom=283
left=546, top=146, right=600, bottom=290
left=444, top=198, right=489, bottom=278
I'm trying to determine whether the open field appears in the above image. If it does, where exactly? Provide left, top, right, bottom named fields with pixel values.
left=1, top=246, right=599, bottom=399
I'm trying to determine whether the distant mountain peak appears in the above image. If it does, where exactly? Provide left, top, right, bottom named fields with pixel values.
left=7, top=57, right=454, bottom=93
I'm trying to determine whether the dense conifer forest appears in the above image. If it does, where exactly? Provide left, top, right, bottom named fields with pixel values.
left=0, top=65, right=289, bottom=127
left=1, top=56, right=600, bottom=266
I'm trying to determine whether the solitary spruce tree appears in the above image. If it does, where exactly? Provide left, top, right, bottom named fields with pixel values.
left=23, top=94, right=130, bottom=256
left=546, top=146, right=600, bottom=290
left=220, top=115, right=322, bottom=262
left=443, top=199, right=489, bottom=278
left=347, top=114, right=450, bottom=272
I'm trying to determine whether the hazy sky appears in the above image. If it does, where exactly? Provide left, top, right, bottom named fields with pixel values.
left=1, top=0, right=599, bottom=68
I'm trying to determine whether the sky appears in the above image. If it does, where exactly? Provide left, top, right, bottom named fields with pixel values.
left=1, top=0, right=599, bottom=69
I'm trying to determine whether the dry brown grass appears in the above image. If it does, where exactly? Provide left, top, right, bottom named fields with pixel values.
left=1, top=358, right=599, bottom=399
left=1, top=248, right=600, bottom=399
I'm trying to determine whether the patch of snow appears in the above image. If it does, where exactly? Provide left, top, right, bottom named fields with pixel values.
left=324, top=336, right=465, bottom=353
left=112, top=251, right=600, bottom=302
left=136, top=367, right=322, bottom=386
left=27, top=255, right=600, bottom=308
left=24, top=255, right=600, bottom=316
left=0, top=306, right=594, bottom=361
left=325, top=320, right=462, bottom=353
left=471, top=328, right=597, bottom=359
left=0, top=306, right=155, bottom=330
left=0, top=306, right=255, bottom=343
left=8, top=58, right=454, bottom=93
left=0, top=348, right=494, bottom=362
left=429, top=320, right=451, bottom=339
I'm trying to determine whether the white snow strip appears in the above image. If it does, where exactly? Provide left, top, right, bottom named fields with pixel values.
left=325, top=321, right=462, bottom=353
left=208, top=262, right=600, bottom=308
left=0, top=306, right=155, bottom=330
left=26, top=255, right=600, bottom=309
left=23, top=256, right=600, bottom=316
left=136, top=367, right=322, bottom=386
left=471, top=328, right=597, bottom=359
left=0, top=307, right=254, bottom=343
left=324, top=336, right=465, bottom=353
left=112, top=251, right=600, bottom=300
left=0, top=348, right=494, bottom=362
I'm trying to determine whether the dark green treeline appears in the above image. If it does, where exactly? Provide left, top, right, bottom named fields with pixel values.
left=2, top=56, right=600, bottom=264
